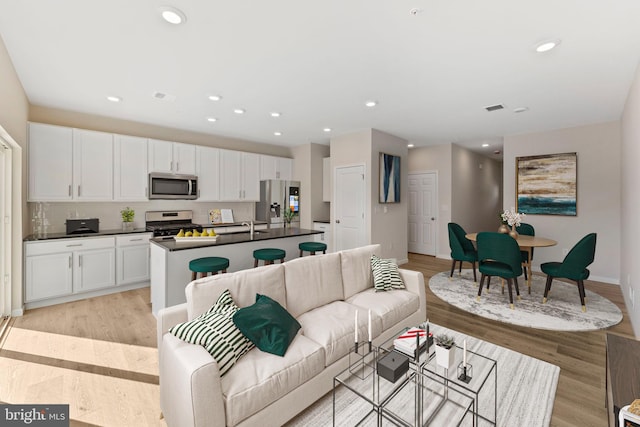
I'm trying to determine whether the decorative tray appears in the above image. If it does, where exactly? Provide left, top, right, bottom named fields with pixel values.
left=174, top=236, right=219, bottom=243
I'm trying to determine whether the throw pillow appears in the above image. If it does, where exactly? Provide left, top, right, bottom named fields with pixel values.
left=371, top=254, right=405, bottom=291
left=169, top=289, right=254, bottom=376
left=233, top=294, right=301, bottom=357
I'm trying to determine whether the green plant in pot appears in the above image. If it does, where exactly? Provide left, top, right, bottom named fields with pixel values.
left=435, top=333, right=456, bottom=369
left=121, top=207, right=135, bottom=231
left=283, top=208, right=295, bottom=227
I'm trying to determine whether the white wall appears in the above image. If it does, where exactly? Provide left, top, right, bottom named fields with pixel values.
left=621, top=63, right=640, bottom=337
left=291, top=143, right=329, bottom=229
left=503, top=121, right=621, bottom=284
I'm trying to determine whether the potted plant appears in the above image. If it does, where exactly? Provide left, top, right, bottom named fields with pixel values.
left=121, top=207, right=135, bottom=231
left=434, top=334, right=456, bottom=369
left=283, top=208, right=295, bottom=227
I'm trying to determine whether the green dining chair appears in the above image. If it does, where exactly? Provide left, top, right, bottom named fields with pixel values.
left=541, top=233, right=597, bottom=312
left=448, top=223, right=477, bottom=282
left=516, top=222, right=535, bottom=281
left=477, top=232, right=523, bottom=309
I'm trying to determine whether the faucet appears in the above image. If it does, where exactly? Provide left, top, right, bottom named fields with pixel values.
left=242, top=220, right=255, bottom=238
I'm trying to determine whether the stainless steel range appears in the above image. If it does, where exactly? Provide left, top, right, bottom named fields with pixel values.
left=145, top=210, right=203, bottom=237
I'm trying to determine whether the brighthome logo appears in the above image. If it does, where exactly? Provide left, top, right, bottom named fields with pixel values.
left=0, top=405, right=69, bottom=426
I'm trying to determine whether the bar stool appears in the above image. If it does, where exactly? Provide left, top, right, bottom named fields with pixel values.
left=189, top=257, right=230, bottom=280
left=298, top=242, right=327, bottom=257
left=253, top=248, right=286, bottom=267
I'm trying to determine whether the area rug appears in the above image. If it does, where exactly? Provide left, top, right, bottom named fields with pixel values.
left=429, top=269, right=623, bottom=331
left=287, top=323, right=559, bottom=427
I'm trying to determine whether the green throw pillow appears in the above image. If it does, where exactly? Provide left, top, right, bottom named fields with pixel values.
left=371, top=254, right=405, bottom=291
left=169, top=289, right=254, bottom=376
left=233, top=294, right=301, bottom=357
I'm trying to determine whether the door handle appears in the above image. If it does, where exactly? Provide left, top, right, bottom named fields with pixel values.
left=335, top=219, right=341, bottom=224
left=431, top=217, right=435, bottom=220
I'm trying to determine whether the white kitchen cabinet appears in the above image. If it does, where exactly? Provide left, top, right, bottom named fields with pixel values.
left=114, top=134, right=148, bottom=201
left=116, top=233, right=151, bottom=285
left=28, top=123, right=74, bottom=201
left=73, top=129, right=114, bottom=201
left=148, top=139, right=196, bottom=175
left=260, top=155, right=293, bottom=180
left=313, top=222, right=332, bottom=252
left=195, top=146, right=220, bottom=201
left=323, top=157, right=331, bottom=202
left=28, top=124, right=114, bottom=202
left=25, top=237, right=116, bottom=303
left=219, top=150, right=260, bottom=201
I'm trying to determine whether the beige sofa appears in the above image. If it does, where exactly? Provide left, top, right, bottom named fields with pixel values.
left=157, top=244, right=426, bottom=427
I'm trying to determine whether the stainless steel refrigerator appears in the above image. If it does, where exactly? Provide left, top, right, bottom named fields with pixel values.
left=256, top=180, right=300, bottom=228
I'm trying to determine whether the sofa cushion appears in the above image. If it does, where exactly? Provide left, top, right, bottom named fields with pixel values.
left=297, top=301, right=383, bottom=365
left=341, top=244, right=382, bottom=299
left=346, top=288, right=420, bottom=331
left=284, top=253, right=343, bottom=318
left=169, top=290, right=254, bottom=377
left=233, top=294, right=301, bottom=357
left=371, top=254, right=405, bottom=291
left=186, top=264, right=286, bottom=319
left=221, top=334, right=324, bottom=426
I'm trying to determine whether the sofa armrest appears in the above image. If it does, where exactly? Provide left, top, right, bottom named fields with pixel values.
left=399, top=268, right=427, bottom=322
left=160, top=334, right=225, bottom=427
left=157, top=303, right=188, bottom=351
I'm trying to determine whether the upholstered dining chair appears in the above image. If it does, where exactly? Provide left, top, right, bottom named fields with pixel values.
left=476, top=232, right=523, bottom=309
left=541, top=233, right=597, bottom=312
left=516, top=222, right=535, bottom=280
left=448, top=223, right=477, bottom=282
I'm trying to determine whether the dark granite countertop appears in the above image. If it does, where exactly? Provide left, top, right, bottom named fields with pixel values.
left=150, top=227, right=323, bottom=252
left=24, top=228, right=151, bottom=242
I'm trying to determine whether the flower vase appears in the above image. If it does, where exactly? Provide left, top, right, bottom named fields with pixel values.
left=509, top=225, right=519, bottom=239
left=498, top=224, right=509, bottom=234
left=122, top=222, right=134, bottom=232
left=435, top=345, right=456, bottom=370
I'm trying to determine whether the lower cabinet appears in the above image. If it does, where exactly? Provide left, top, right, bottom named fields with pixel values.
left=313, top=222, right=332, bottom=252
left=25, top=234, right=151, bottom=307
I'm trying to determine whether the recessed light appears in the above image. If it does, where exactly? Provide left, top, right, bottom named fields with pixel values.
left=233, top=108, right=245, bottom=114
left=160, top=7, right=186, bottom=25
left=514, top=107, right=529, bottom=113
left=106, top=96, right=121, bottom=103
left=365, top=101, right=378, bottom=108
left=482, top=143, right=490, bottom=148
left=270, top=112, right=281, bottom=118
left=407, top=144, right=415, bottom=148
left=274, top=132, right=282, bottom=136
left=323, top=128, right=332, bottom=132
left=535, top=39, right=561, bottom=53
left=208, top=95, right=222, bottom=101
left=206, top=117, right=217, bottom=122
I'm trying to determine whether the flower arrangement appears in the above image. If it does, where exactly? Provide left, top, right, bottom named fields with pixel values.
left=120, top=207, right=135, bottom=223
left=283, top=208, right=295, bottom=224
left=500, top=207, right=525, bottom=227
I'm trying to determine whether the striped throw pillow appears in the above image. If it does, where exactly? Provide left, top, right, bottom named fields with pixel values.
left=371, top=254, right=405, bottom=291
left=169, top=289, right=254, bottom=376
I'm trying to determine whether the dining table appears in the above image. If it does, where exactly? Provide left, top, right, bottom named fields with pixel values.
left=465, top=232, right=557, bottom=294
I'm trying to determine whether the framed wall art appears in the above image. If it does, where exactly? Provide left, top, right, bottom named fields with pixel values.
left=379, top=152, right=401, bottom=203
left=516, top=152, right=577, bottom=216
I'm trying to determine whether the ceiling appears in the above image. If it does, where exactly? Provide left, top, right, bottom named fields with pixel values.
left=1, top=1, right=640, bottom=159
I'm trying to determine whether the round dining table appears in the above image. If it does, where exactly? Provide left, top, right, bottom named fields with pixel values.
left=465, top=233, right=557, bottom=294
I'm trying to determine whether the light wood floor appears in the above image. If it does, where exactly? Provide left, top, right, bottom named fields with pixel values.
left=0, top=254, right=634, bottom=426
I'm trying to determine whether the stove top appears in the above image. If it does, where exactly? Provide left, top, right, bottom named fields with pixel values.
left=145, top=210, right=203, bottom=237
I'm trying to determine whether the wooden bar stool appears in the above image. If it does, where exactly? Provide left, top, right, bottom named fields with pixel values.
left=253, top=248, right=286, bottom=267
left=189, top=257, right=230, bottom=280
left=298, top=242, right=327, bottom=257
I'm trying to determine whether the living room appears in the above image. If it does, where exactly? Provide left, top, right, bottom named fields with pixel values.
left=1, top=2, right=640, bottom=426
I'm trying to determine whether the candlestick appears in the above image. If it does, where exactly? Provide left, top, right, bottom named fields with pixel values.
left=415, top=329, right=420, bottom=362
left=463, top=339, right=467, bottom=368
left=354, top=310, right=358, bottom=343
left=367, top=309, right=372, bottom=342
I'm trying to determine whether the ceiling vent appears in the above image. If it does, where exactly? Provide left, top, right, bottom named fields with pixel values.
left=152, top=91, right=176, bottom=101
left=484, top=104, right=505, bottom=112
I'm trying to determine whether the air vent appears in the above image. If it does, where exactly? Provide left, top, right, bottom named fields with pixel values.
left=484, top=104, right=505, bottom=112
left=152, top=91, right=176, bottom=101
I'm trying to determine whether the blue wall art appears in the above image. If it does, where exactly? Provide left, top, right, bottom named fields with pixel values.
left=379, top=152, right=401, bottom=203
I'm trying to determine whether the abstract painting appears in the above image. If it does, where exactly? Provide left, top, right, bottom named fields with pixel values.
left=516, top=152, right=577, bottom=216
left=379, top=153, right=401, bottom=203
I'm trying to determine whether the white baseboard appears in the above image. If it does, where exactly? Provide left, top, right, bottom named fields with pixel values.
left=11, top=307, right=24, bottom=317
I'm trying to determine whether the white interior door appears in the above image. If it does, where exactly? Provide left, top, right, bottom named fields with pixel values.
left=408, top=172, right=437, bottom=255
left=334, top=165, right=366, bottom=251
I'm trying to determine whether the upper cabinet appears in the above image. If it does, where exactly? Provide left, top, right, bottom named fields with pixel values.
left=260, top=155, right=293, bottom=181
left=114, top=135, right=148, bottom=201
left=219, top=150, right=260, bottom=201
left=195, top=146, right=220, bottom=201
left=148, top=139, right=196, bottom=175
left=28, top=124, right=113, bottom=202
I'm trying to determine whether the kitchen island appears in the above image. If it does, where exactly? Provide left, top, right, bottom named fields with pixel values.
left=149, top=227, right=322, bottom=315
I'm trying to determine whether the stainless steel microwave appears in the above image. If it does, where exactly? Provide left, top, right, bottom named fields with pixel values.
left=149, top=173, right=198, bottom=200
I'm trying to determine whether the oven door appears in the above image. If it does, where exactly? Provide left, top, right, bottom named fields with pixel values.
left=149, top=173, right=198, bottom=200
